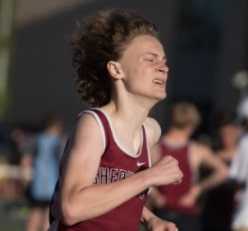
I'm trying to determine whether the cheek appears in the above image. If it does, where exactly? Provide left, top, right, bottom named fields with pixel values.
left=133, top=65, right=153, bottom=80
left=125, top=66, right=143, bottom=82
left=122, top=63, right=153, bottom=91
left=132, top=68, right=152, bottom=88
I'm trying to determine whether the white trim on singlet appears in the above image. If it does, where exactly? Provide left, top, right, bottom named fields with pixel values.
left=140, top=125, right=152, bottom=167
left=146, top=134, right=152, bottom=168
left=142, top=126, right=152, bottom=194
left=94, top=108, right=144, bottom=158
left=83, top=110, right=106, bottom=153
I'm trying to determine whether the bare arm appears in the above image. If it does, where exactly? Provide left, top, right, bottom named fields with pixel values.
left=142, top=206, right=158, bottom=223
left=192, top=143, right=228, bottom=194
left=142, top=206, right=178, bottom=230
left=177, top=143, right=228, bottom=207
left=60, top=114, right=182, bottom=225
left=217, top=150, right=235, bottom=163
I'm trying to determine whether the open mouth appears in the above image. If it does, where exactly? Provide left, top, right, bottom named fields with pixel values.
left=153, top=79, right=165, bottom=87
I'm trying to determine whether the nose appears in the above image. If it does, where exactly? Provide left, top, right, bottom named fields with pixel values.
left=156, top=61, right=169, bottom=73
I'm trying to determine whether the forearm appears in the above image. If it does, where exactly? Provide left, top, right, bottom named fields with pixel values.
left=61, top=169, right=151, bottom=225
left=142, top=206, right=157, bottom=223
left=142, top=207, right=175, bottom=230
left=197, top=169, right=227, bottom=192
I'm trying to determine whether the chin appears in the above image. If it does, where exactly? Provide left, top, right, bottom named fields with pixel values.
left=155, top=92, right=167, bottom=100
left=140, top=90, right=166, bottom=104
left=149, top=95, right=166, bottom=106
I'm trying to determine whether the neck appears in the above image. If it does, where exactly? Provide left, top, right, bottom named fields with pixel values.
left=102, top=87, right=158, bottom=136
left=164, top=128, right=192, bottom=145
left=223, top=144, right=236, bottom=152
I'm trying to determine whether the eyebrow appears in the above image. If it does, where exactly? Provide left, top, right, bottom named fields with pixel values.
left=144, top=52, right=166, bottom=60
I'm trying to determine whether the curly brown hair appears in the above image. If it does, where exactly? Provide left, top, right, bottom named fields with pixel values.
left=72, top=9, right=158, bottom=107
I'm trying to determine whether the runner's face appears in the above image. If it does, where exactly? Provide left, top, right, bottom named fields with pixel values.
left=119, top=34, right=169, bottom=101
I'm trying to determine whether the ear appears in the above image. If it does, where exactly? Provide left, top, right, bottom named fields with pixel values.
left=107, top=61, right=124, bottom=80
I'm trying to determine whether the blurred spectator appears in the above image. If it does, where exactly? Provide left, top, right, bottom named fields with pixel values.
left=149, top=102, right=228, bottom=231
left=229, top=113, right=248, bottom=231
left=230, top=134, right=248, bottom=231
left=26, top=115, right=64, bottom=231
left=201, top=114, right=241, bottom=231
left=9, top=128, right=28, bottom=165
left=0, top=126, right=34, bottom=200
left=216, top=117, right=241, bottom=165
left=0, top=121, right=8, bottom=154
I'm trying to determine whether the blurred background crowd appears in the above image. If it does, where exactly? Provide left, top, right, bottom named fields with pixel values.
left=0, top=0, right=248, bottom=230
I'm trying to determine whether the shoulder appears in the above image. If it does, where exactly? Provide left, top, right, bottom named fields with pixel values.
left=143, top=117, right=161, bottom=147
left=72, top=111, right=106, bottom=152
left=190, top=141, right=212, bottom=159
left=60, top=111, right=106, bottom=173
left=190, top=141, right=224, bottom=167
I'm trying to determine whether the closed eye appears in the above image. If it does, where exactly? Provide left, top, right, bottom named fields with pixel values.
left=144, top=57, right=156, bottom=63
left=143, top=51, right=166, bottom=64
left=144, top=57, right=154, bottom=61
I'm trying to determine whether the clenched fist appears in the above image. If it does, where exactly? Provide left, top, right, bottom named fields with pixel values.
left=147, top=156, right=183, bottom=187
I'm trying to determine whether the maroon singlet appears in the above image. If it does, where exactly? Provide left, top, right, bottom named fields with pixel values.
left=157, top=141, right=199, bottom=215
left=55, top=109, right=150, bottom=231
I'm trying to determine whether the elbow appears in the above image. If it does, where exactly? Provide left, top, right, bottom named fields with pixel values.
left=61, top=201, right=88, bottom=226
left=61, top=202, right=78, bottom=226
left=60, top=188, right=93, bottom=225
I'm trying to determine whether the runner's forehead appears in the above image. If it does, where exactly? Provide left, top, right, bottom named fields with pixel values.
left=123, top=35, right=166, bottom=58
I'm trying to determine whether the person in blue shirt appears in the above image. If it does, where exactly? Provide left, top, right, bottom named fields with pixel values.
left=26, top=115, right=64, bottom=231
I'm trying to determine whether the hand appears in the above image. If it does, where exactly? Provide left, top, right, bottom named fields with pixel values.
left=147, top=216, right=178, bottom=231
left=148, top=156, right=183, bottom=187
left=178, top=185, right=201, bottom=207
